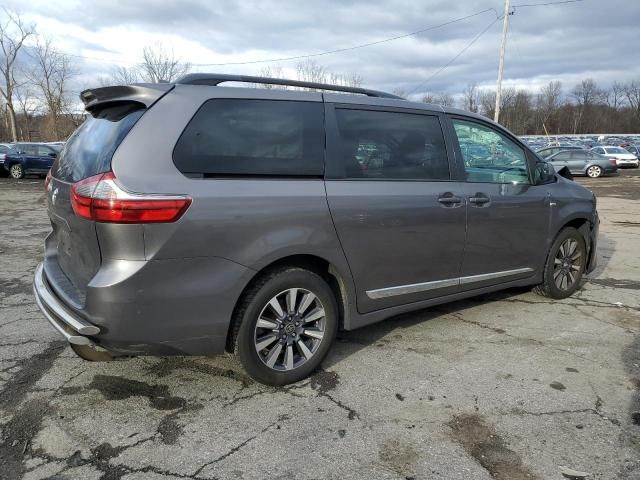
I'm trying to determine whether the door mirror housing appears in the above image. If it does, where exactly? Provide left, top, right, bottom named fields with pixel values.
left=534, top=161, right=557, bottom=185
left=48, top=152, right=58, bottom=158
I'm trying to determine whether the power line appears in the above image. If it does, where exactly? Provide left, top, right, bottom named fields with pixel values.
left=408, top=16, right=501, bottom=96
left=60, top=8, right=499, bottom=67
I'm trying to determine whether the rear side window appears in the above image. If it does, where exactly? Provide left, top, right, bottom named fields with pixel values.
left=52, top=103, right=144, bottom=182
left=333, top=109, right=450, bottom=180
left=173, top=99, right=324, bottom=177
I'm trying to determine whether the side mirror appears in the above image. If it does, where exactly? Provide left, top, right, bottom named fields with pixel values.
left=48, top=152, right=57, bottom=158
left=534, top=161, right=557, bottom=185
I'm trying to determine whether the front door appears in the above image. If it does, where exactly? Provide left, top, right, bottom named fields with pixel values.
left=325, top=105, right=466, bottom=313
left=448, top=117, right=550, bottom=290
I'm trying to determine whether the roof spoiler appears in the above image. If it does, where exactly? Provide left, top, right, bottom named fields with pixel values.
left=79, top=83, right=174, bottom=112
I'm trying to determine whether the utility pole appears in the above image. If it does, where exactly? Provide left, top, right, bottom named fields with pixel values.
left=494, top=0, right=512, bottom=123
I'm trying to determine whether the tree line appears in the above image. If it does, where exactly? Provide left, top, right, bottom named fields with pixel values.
left=1, top=8, right=639, bottom=143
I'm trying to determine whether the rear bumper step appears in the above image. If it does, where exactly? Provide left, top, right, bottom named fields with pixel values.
left=33, top=263, right=100, bottom=345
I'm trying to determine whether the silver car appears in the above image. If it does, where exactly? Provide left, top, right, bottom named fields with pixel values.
left=33, top=74, right=599, bottom=385
left=545, top=150, right=618, bottom=178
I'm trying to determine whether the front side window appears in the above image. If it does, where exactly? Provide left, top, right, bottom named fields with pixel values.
left=37, top=145, right=55, bottom=156
left=173, top=99, right=324, bottom=177
left=552, top=152, right=571, bottom=161
left=452, top=118, right=530, bottom=184
left=334, top=109, right=450, bottom=180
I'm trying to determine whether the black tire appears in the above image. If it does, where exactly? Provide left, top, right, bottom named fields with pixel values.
left=233, top=267, right=338, bottom=386
left=533, top=227, right=586, bottom=299
left=9, top=163, right=24, bottom=179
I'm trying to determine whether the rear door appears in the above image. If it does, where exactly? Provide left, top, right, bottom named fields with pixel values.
left=46, top=103, right=145, bottom=306
left=549, top=151, right=571, bottom=171
left=567, top=151, right=589, bottom=173
left=447, top=116, right=550, bottom=290
left=325, top=104, right=466, bottom=313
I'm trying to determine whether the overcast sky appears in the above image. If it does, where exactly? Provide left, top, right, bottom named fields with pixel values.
left=6, top=0, right=640, bottom=100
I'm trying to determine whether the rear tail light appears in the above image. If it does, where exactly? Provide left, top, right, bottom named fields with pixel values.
left=610, top=158, right=617, bottom=166
left=44, top=170, right=52, bottom=191
left=70, top=172, right=192, bottom=223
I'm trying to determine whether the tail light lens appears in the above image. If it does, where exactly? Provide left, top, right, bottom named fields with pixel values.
left=70, top=172, right=191, bottom=223
left=610, top=158, right=617, bottom=166
left=44, top=170, right=52, bottom=191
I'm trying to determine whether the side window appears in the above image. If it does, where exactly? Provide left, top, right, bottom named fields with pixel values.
left=553, top=152, right=571, bottom=161
left=334, top=109, right=450, bottom=180
left=0, top=145, right=7, bottom=154
left=37, top=145, right=54, bottom=156
left=173, top=99, right=324, bottom=176
left=452, top=118, right=530, bottom=185
left=22, top=145, right=37, bottom=155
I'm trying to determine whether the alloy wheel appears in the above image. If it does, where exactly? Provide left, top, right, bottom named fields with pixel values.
left=586, top=166, right=601, bottom=178
left=10, top=164, right=23, bottom=179
left=553, top=238, right=582, bottom=291
left=254, top=288, right=326, bottom=371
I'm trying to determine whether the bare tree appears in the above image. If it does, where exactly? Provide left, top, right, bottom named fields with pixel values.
left=14, top=82, right=38, bottom=140
left=537, top=80, right=562, bottom=131
left=295, top=59, right=327, bottom=86
left=462, top=83, right=479, bottom=113
left=28, top=37, right=76, bottom=140
left=623, top=80, right=640, bottom=122
left=139, top=43, right=190, bottom=83
left=112, top=65, right=140, bottom=84
left=422, top=92, right=454, bottom=106
left=0, top=9, right=35, bottom=142
left=604, top=81, right=626, bottom=109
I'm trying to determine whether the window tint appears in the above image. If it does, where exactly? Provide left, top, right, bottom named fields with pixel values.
left=452, top=118, right=530, bottom=184
left=334, top=109, right=449, bottom=180
left=21, top=144, right=37, bottom=155
left=37, top=145, right=54, bottom=156
left=0, top=145, right=8, bottom=153
left=52, top=103, right=144, bottom=182
left=173, top=99, right=324, bottom=177
left=553, top=152, right=571, bottom=161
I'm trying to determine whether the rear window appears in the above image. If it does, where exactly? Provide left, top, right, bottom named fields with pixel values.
left=173, top=99, right=324, bottom=177
left=52, top=103, right=144, bottom=182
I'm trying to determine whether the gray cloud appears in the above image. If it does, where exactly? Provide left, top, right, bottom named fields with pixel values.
left=9, top=0, right=640, bottom=99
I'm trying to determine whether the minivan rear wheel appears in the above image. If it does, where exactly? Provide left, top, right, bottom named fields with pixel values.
left=233, top=267, right=338, bottom=385
left=534, top=227, right=586, bottom=299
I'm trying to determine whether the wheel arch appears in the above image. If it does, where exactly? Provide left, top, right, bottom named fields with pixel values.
left=225, top=253, right=351, bottom=353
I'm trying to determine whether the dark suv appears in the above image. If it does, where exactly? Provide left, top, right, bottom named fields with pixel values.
left=4, top=143, right=59, bottom=179
left=33, top=74, right=598, bottom=385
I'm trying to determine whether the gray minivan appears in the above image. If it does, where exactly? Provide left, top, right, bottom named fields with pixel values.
left=34, top=74, right=598, bottom=385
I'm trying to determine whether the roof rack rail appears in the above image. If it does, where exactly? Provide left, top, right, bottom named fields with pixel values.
left=175, top=73, right=404, bottom=99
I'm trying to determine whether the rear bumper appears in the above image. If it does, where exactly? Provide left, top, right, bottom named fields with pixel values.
left=34, top=255, right=254, bottom=356
left=33, top=263, right=100, bottom=346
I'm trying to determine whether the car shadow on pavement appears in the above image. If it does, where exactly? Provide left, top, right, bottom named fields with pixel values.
left=321, top=285, right=535, bottom=371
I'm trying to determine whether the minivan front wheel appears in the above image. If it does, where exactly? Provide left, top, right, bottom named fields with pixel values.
left=234, top=267, right=338, bottom=385
left=534, top=227, right=586, bottom=299
left=9, top=164, right=24, bottom=179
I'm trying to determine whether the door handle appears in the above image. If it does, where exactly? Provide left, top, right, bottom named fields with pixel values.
left=438, top=193, right=462, bottom=207
left=469, top=193, right=490, bottom=206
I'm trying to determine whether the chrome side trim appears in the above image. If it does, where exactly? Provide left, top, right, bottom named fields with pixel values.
left=458, top=267, right=534, bottom=285
left=366, top=267, right=534, bottom=300
left=33, top=263, right=100, bottom=339
left=366, top=277, right=459, bottom=299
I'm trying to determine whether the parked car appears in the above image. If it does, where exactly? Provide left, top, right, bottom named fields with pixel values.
left=535, top=145, right=584, bottom=159
left=33, top=74, right=599, bottom=385
left=545, top=150, right=618, bottom=178
left=590, top=146, right=639, bottom=168
left=4, top=143, right=59, bottom=179
left=0, top=143, right=11, bottom=176
left=625, top=145, right=640, bottom=157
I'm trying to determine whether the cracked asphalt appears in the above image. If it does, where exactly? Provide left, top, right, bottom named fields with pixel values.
left=1, top=170, right=639, bottom=480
